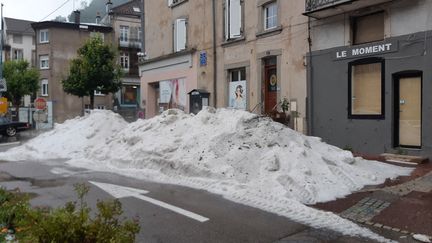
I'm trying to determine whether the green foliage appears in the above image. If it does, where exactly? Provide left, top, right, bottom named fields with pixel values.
left=3, top=60, right=40, bottom=106
left=0, top=188, right=31, bottom=234
left=62, top=36, right=122, bottom=109
left=0, top=183, right=140, bottom=243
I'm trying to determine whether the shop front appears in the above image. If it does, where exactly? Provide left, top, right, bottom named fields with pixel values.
left=309, top=31, right=432, bottom=155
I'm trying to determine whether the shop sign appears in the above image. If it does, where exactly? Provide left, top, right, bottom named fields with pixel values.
left=200, top=51, right=207, bottom=66
left=334, top=40, right=398, bottom=60
left=0, top=97, right=7, bottom=114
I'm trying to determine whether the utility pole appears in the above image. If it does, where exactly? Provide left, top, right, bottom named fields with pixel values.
left=0, top=3, right=4, bottom=98
left=0, top=3, right=3, bottom=80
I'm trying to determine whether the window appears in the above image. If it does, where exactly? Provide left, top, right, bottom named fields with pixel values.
left=353, top=12, right=384, bottom=45
left=122, top=85, right=138, bottom=105
left=224, top=0, right=243, bottom=40
left=174, top=18, right=187, bottom=52
left=349, top=59, right=384, bottom=118
left=263, top=2, right=278, bottom=30
left=39, top=55, right=49, bottom=69
left=13, top=34, right=22, bottom=44
left=41, top=79, right=48, bottom=96
left=120, top=52, right=129, bottom=69
left=230, top=68, right=246, bottom=82
left=120, top=26, right=129, bottom=43
left=228, top=68, right=247, bottom=110
left=12, top=49, right=23, bottom=60
left=39, top=29, right=49, bottom=43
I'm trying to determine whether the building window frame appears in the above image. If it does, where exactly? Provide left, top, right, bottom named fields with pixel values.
left=13, top=34, right=23, bottom=44
left=41, top=79, right=49, bottom=96
left=120, top=51, right=130, bottom=70
left=263, top=1, right=278, bottom=31
left=39, top=55, right=49, bottom=69
left=12, top=48, right=24, bottom=60
left=119, top=25, right=129, bottom=43
left=348, top=57, right=385, bottom=119
left=223, top=0, right=245, bottom=41
left=39, top=29, right=49, bottom=43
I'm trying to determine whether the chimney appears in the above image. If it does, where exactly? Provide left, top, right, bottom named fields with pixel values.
left=74, top=10, right=81, bottom=24
left=106, top=0, right=113, bottom=15
left=96, top=12, right=101, bottom=24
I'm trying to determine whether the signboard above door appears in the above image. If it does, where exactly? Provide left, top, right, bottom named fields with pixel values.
left=334, top=40, right=398, bottom=61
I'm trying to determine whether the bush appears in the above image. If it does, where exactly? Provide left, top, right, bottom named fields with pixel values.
left=0, top=183, right=140, bottom=243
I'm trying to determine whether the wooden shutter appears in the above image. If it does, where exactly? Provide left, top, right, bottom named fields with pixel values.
left=175, top=19, right=187, bottom=52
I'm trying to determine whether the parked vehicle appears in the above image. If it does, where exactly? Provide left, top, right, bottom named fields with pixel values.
left=0, top=117, right=31, bottom=137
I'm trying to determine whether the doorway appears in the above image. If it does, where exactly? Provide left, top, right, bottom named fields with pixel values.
left=263, top=57, right=278, bottom=114
left=394, top=73, right=422, bottom=148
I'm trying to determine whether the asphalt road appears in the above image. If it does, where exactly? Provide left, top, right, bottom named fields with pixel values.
left=0, top=143, right=383, bottom=243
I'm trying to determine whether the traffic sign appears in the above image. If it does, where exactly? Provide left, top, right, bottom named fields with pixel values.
left=34, top=97, right=47, bottom=110
left=0, top=78, right=6, bottom=92
left=33, top=110, right=47, bottom=123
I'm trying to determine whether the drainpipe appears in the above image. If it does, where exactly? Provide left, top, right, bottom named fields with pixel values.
left=212, top=0, right=217, bottom=107
left=140, top=0, right=145, bottom=54
left=307, top=17, right=313, bottom=135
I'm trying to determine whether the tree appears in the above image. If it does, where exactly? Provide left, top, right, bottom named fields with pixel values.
left=3, top=60, right=40, bottom=121
left=62, top=35, right=122, bottom=109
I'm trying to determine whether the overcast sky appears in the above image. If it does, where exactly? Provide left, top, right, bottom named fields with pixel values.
left=1, top=0, right=87, bottom=22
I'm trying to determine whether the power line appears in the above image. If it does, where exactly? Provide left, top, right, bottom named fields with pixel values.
left=39, top=0, right=72, bottom=22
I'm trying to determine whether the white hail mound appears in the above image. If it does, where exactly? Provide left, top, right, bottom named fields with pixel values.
left=0, top=108, right=412, bottom=242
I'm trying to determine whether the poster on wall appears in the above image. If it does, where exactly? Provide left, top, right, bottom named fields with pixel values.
left=159, top=78, right=187, bottom=111
left=229, top=80, right=247, bottom=110
left=159, top=81, right=172, bottom=103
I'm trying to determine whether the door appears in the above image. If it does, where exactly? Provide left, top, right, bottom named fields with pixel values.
left=263, top=57, right=277, bottom=114
left=396, top=75, right=422, bottom=148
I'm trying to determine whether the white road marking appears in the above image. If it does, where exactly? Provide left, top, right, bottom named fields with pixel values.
left=89, top=181, right=209, bottom=223
left=0, top=141, right=20, bottom=147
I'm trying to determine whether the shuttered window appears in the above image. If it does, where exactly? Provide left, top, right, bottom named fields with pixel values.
left=353, top=12, right=384, bottom=45
left=225, top=0, right=242, bottom=40
left=174, top=18, right=187, bottom=52
left=349, top=59, right=384, bottom=118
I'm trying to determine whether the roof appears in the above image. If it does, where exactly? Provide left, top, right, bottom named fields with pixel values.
left=111, top=0, right=141, bottom=17
left=4, top=17, right=35, bottom=35
left=31, top=21, right=112, bottom=33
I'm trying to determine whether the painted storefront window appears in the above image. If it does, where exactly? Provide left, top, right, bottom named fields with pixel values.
left=229, top=81, right=247, bottom=110
left=159, top=78, right=187, bottom=111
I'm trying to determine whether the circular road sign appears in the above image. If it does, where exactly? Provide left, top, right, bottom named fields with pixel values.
left=34, top=98, right=47, bottom=110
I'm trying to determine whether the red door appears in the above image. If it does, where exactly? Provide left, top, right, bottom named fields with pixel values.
left=263, top=57, right=277, bottom=114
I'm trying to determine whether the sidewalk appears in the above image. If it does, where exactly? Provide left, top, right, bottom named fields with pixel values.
left=314, top=161, right=432, bottom=242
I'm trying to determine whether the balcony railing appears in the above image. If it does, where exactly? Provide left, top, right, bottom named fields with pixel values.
left=305, top=0, right=347, bottom=12
left=119, top=38, right=142, bottom=49
left=304, top=0, right=393, bottom=19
